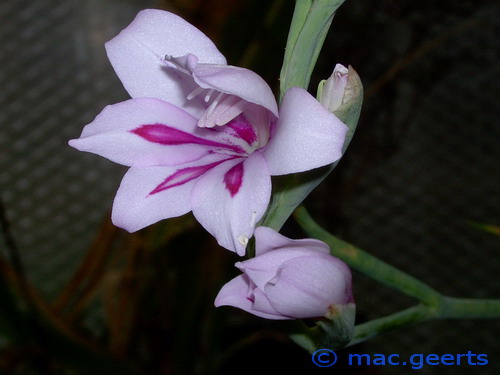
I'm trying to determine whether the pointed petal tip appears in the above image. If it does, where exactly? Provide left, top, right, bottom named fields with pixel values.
left=214, top=275, right=249, bottom=307
left=67, top=139, right=78, bottom=148
left=111, top=211, right=141, bottom=233
left=67, top=137, right=92, bottom=153
left=104, top=9, right=226, bottom=110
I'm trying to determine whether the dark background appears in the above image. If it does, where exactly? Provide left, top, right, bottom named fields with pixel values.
left=1, top=0, right=498, bottom=374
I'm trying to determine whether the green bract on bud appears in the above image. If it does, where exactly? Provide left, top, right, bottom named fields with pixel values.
left=291, top=302, right=356, bottom=352
left=319, top=302, right=356, bottom=349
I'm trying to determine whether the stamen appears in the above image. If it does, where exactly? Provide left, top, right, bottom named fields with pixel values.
left=202, top=92, right=225, bottom=121
left=198, top=92, right=227, bottom=128
left=214, top=99, right=249, bottom=126
left=197, top=93, right=252, bottom=128
left=204, top=89, right=216, bottom=103
left=163, top=55, right=190, bottom=75
left=186, top=87, right=205, bottom=100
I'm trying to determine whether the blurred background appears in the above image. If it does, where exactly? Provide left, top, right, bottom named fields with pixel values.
left=0, top=0, right=499, bottom=374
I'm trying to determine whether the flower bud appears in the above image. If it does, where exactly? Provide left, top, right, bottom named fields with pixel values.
left=215, top=227, right=354, bottom=320
left=318, top=63, right=363, bottom=154
left=318, top=63, right=349, bottom=113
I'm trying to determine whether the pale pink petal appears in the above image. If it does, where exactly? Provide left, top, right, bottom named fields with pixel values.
left=69, top=98, right=245, bottom=167
left=263, top=87, right=348, bottom=175
left=69, top=98, right=217, bottom=166
left=214, top=275, right=287, bottom=320
left=254, top=226, right=330, bottom=256
left=214, top=275, right=252, bottom=309
left=193, top=64, right=279, bottom=117
left=240, top=227, right=330, bottom=290
left=251, top=288, right=290, bottom=320
left=238, top=247, right=330, bottom=291
left=111, top=154, right=228, bottom=232
left=264, top=255, right=352, bottom=318
left=105, top=9, right=226, bottom=116
left=191, top=152, right=271, bottom=255
left=112, top=167, right=192, bottom=232
left=243, top=105, right=271, bottom=147
left=164, top=54, right=277, bottom=118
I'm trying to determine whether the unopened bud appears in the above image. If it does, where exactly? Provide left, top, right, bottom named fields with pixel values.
left=318, top=64, right=363, bottom=153
left=318, top=63, right=349, bottom=112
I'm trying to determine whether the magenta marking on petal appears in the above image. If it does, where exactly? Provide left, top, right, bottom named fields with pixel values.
left=223, top=161, right=244, bottom=197
left=150, top=156, right=243, bottom=195
left=131, top=124, right=245, bottom=154
left=150, top=158, right=234, bottom=195
left=226, top=116, right=257, bottom=146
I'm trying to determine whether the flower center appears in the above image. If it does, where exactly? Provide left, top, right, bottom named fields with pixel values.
left=163, top=54, right=251, bottom=128
left=186, top=88, right=250, bottom=128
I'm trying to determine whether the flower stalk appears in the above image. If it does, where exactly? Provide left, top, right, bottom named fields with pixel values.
left=294, top=205, right=500, bottom=349
left=280, top=0, right=346, bottom=99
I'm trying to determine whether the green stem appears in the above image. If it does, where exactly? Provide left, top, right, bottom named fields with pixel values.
left=275, top=0, right=500, bottom=354
left=293, top=206, right=500, bottom=348
left=280, top=0, right=345, bottom=99
left=438, top=297, right=500, bottom=319
left=349, top=304, right=434, bottom=347
left=260, top=1, right=360, bottom=233
left=294, top=205, right=442, bottom=305
left=350, top=297, right=500, bottom=347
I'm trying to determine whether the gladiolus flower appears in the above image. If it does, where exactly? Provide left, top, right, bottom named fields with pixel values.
left=69, top=9, right=348, bottom=255
left=215, top=227, right=354, bottom=319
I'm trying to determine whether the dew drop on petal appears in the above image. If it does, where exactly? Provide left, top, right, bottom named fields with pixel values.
left=238, top=235, right=249, bottom=246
